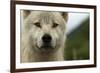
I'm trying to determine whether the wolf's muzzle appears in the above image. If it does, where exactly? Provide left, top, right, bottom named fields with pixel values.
left=42, top=34, right=52, bottom=43
left=42, top=34, right=52, bottom=49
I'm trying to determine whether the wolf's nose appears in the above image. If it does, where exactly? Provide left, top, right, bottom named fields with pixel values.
left=42, top=34, right=52, bottom=43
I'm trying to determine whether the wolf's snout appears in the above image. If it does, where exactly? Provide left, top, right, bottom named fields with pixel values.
left=42, top=34, right=52, bottom=43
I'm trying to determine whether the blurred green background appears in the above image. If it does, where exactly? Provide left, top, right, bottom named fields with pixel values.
left=64, top=17, right=89, bottom=60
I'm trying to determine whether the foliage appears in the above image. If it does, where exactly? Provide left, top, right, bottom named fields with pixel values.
left=64, top=18, right=89, bottom=60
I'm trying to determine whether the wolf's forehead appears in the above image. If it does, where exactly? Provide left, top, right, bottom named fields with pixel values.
left=39, top=12, right=54, bottom=23
left=30, top=11, right=64, bottom=24
left=31, top=11, right=59, bottom=23
left=32, top=11, right=61, bottom=18
left=39, top=12, right=53, bottom=16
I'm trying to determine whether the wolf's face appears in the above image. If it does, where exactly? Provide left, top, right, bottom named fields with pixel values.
left=22, top=11, right=68, bottom=53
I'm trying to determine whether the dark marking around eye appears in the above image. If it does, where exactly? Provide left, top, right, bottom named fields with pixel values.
left=34, top=22, right=41, bottom=28
left=52, top=23, right=59, bottom=28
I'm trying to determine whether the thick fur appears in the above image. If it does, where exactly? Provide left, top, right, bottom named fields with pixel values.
left=21, top=10, right=68, bottom=62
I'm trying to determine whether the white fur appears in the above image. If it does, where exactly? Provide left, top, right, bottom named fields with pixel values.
left=21, top=11, right=68, bottom=62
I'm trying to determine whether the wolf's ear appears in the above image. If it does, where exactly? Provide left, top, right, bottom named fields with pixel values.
left=22, top=10, right=31, bottom=19
left=61, top=12, right=68, bottom=21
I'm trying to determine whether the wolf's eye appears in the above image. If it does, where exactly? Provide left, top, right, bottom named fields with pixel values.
left=52, top=23, right=59, bottom=28
left=34, top=22, right=41, bottom=28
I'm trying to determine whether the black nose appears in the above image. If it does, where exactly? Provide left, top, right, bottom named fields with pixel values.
left=42, top=34, right=52, bottom=43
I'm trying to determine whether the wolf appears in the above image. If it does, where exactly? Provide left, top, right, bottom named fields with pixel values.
left=21, top=10, right=68, bottom=62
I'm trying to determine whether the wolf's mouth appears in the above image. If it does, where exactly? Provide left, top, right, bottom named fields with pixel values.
left=36, top=43, right=55, bottom=52
left=41, top=45, right=54, bottom=49
left=41, top=42, right=54, bottom=49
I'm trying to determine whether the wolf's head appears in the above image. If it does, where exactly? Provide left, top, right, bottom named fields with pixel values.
left=22, top=10, right=68, bottom=53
